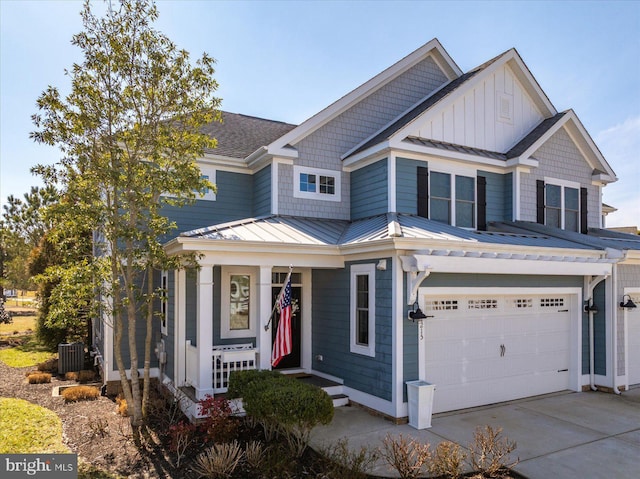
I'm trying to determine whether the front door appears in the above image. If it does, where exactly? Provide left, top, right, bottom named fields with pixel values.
left=271, top=273, right=302, bottom=369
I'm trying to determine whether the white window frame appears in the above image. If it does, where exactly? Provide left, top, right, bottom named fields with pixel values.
left=198, top=164, right=217, bottom=201
left=293, top=165, right=341, bottom=202
left=544, top=177, right=580, bottom=231
left=350, top=263, right=376, bottom=357
left=160, top=270, right=168, bottom=336
left=221, top=267, right=256, bottom=339
left=429, top=166, right=477, bottom=229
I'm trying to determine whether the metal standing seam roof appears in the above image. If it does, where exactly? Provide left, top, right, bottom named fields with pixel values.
left=179, top=214, right=599, bottom=251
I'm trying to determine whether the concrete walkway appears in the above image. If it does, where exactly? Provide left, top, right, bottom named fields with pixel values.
left=310, top=388, right=640, bottom=478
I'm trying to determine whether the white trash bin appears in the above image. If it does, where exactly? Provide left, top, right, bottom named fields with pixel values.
left=406, top=380, right=435, bottom=429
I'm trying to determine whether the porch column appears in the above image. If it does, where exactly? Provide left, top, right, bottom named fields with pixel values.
left=258, top=265, right=273, bottom=370
left=175, top=269, right=186, bottom=385
left=196, top=264, right=214, bottom=399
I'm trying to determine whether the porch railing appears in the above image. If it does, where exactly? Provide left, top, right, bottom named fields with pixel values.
left=213, top=343, right=257, bottom=393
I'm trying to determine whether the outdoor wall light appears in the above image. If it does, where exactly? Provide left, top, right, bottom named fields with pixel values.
left=584, top=300, right=599, bottom=314
left=408, top=301, right=428, bottom=322
left=620, top=295, right=637, bottom=309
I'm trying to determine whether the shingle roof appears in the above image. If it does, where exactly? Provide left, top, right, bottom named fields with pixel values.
left=200, top=111, right=297, bottom=159
left=505, top=112, right=566, bottom=158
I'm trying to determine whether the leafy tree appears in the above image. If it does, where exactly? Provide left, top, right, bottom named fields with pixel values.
left=31, top=0, right=220, bottom=426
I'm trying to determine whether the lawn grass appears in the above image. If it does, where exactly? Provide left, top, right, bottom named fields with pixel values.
left=0, top=335, right=54, bottom=367
left=0, top=314, right=37, bottom=335
left=0, top=397, right=68, bottom=453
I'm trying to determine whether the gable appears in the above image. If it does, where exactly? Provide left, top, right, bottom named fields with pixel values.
left=407, top=62, right=545, bottom=153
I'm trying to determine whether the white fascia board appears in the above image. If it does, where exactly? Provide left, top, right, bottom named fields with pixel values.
left=505, top=53, right=557, bottom=116
left=409, top=254, right=613, bottom=276
left=200, top=153, right=252, bottom=173
left=342, top=144, right=391, bottom=171
left=269, top=39, right=460, bottom=151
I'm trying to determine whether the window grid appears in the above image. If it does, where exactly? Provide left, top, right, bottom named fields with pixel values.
left=540, top=298, right=564, bottom=308
left=424, top=300, right=459, bottom=311
left=467, top=299, right=498, bottom=309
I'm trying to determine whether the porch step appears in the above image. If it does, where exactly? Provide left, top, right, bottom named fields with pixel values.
left=330, top=393, right=350, bottom=408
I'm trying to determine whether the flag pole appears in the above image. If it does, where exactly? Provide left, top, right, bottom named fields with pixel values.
left=264, top=265, right=293, bottom=331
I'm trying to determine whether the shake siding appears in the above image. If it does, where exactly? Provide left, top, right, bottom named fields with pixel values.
left=351, top=160, right=388, bottom=220
left=520, top=128, right=599, bottom=227
left=165, top=270, right=175, bottom=380
left=160, top=170, right=254, bottom=237
left=396, top=157, right=425, bottom=214
left=312, top=260, right=393, bottom=401
left=281, top=56, right=448, bottom=220
left=253, top=165, right=272, bottom=216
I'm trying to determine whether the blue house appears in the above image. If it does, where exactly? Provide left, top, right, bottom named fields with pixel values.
left=93, top=39, right=640, bottom=421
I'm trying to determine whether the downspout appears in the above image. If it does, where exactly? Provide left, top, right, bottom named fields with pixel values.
left=612, top=262, right=621, bottom=394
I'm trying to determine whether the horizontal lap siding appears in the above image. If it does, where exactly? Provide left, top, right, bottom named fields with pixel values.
left=312, top=260, right=393, bottom=401
left=593, top=281, right=606, bottom=376
left=479, top=170, right=512, bottom=223
left=351, top=160, right=388, bottom=220
left=253, top=165, right=272, bottom=217
left=396, top=157, right=424, bottom=214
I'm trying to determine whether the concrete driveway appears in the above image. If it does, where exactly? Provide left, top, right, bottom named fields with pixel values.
left=310, top=388, right=640, bottom=478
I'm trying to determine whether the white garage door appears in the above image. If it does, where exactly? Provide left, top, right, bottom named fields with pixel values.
left=627, top=293, right=640, bottom=385
left=422, top=293, right=572, bottom=414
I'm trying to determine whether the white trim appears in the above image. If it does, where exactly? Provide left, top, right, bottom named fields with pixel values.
left=392, top=256, right=404, bottom=418
left=542, top=178, right=581, bottom=231
left=197, top=164, right=217, bottom=201
left=623, top=286, right=640, bottom=390
left=350, top=263, right=376, bottom=357
left=175, top=269, right=186, bottom=385
left=344, top=386, right=397, bottom=418
left=160, top=270, right=168, bottom=336
left=428, top=168, right=477, bottom=228
left=513, top=168, right=521, bottom=221
left=220, top=266, right=258, bottom=339
left=268, top=39, right=460, bottom=154
left=388, top=155, right=397, bottom=212
left=293, top=165, right=342, bottom=202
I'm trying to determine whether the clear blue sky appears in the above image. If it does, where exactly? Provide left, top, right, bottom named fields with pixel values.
left=1, top=0, right=638, bottom=226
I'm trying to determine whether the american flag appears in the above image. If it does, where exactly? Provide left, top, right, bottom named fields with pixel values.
left=271, top=276, right=292, bottom=367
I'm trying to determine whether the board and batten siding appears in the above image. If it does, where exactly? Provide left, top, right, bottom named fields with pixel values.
left=351, top=159, right=388, bottom=220
left=617, top=264, right=640, bottom=377
left=409, top=63, right=544, bottom=153
left=312, top=260, right=393, bottom=401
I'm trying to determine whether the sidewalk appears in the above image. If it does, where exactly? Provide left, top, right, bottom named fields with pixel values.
left=310, top=388, right=640, bottom=478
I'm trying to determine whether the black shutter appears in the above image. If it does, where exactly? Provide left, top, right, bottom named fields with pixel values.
left=580, top=187, right=588, bottom=234
left=417, top=166, right=429, bottom=218
left=477, top=175, right=487, bottom=231
left=536, top=180, right=545, bottom=224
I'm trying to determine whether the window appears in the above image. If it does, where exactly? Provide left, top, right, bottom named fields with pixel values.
left=293, top=166, right=341, bottom=202
left=429, top=171, right=475, bottom=227
left=198, top=165, right=216, bottom=201
left=221, top=268, right=256, bottom=339
left=540, top=179, right=580, bottom=232
left=160, top=270, right=168, bottom=336
left=350, top=264, right=375, bottom=357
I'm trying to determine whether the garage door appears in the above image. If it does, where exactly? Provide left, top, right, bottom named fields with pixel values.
left=627, top=293, right=640, bottom=385
left=422, top=293, right=572, bottom=414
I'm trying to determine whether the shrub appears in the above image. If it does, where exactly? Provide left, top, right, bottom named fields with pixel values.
left=198, top=395, right=238, bottom=444
left=61, top=385, right=100, bottom=402
left=468, top=425, right=518, bottom=477
left=322, top=437, right=380, bottom=479
left=244, top=440, right=266, bottom=471
left=192, top=440, right=244, bottom=479
left=429, top=441, right=466, bottom=479
left=380, top=433, right=431, bottom=479
left=0, top=299, right=12, bottom=325
left=229, top=370, right=334, bottom=457
left=168, top=421, right=197, bottom=468
left=37, top=358, right=58, bottom=373
left=27, top=372, right=51, bottom=384
left=115, top=394, right=128, bottom=417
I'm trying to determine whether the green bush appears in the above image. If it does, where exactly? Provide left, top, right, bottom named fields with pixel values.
left=228, top=370, right=334, bottom=456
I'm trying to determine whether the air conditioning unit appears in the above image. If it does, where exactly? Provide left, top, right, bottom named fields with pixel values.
left=58, top=342, right=85, bottom=374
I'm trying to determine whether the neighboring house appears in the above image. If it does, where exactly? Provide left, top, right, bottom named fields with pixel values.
left=93, top=39, right=640, bottom=421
